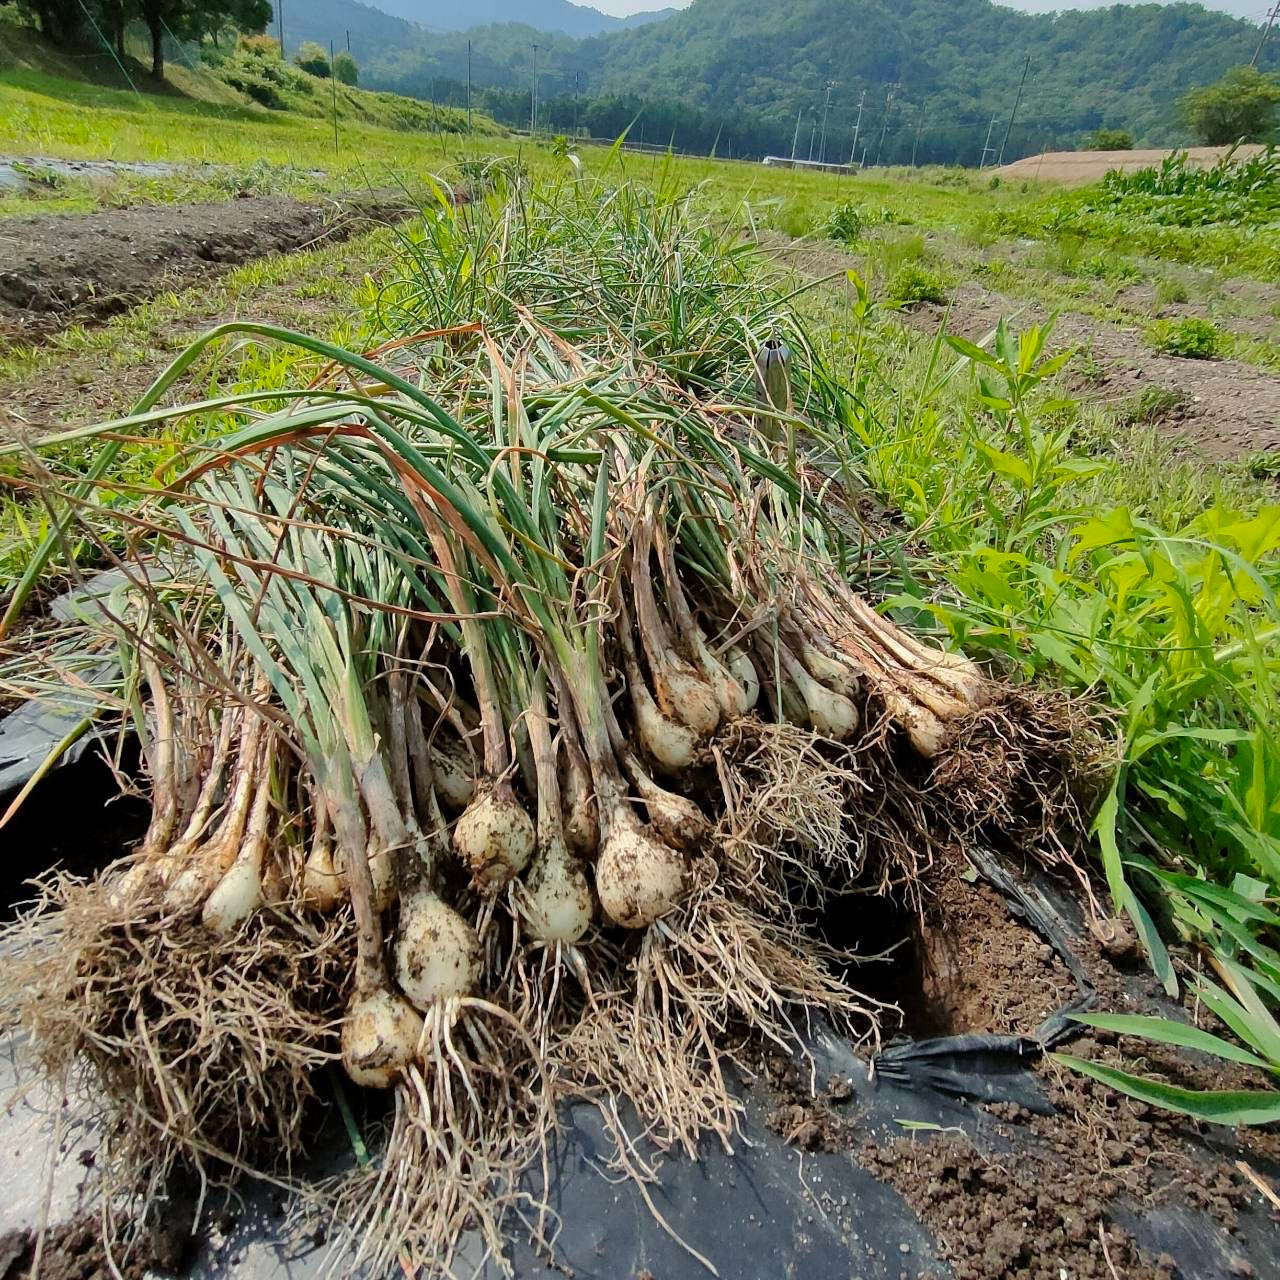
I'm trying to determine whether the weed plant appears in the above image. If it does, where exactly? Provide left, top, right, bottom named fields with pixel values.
left=1149, top=315, right=1222, bottom=358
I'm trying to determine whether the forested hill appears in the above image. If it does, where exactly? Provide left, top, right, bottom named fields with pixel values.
left=567, top=0, right=1277, bottom=157
left=287, top=0, right=1277, bottom=162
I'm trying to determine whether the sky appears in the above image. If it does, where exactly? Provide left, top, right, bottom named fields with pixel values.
left=591, top=0, right=1271, bottom=19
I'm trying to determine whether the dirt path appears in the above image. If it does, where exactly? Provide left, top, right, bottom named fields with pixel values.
left=995, top=144, right=1266, bottom=185
left=0, top=223, right=397, bottom=443
left=768, top=236, right=1280, bottom=460
left=0, top=195, right=406, bottom=343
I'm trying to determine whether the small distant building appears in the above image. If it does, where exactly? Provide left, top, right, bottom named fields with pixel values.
left=763, top=156, right=856, bottom=174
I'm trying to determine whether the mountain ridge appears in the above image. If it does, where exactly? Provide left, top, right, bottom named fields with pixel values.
left=332, top=0, right=672, bottom=38
left=282, top=0, right=1278, bottom=161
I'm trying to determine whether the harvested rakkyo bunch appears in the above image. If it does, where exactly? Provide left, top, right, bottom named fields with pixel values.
left=1, top=182, right=1094, bottom=1280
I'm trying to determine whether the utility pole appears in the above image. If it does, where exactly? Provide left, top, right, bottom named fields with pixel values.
left=818, top=79, right=837, bottom=165
left=980, top=114, right=1000, bottom=168
left=329, top=40, right=338, bottom=157
left=529, top=43, right=539, bottom=135
left=345, top=29, right=350, bottom=52
left=807, top=110, right=818, bottom=162
left=790, top=107, right=803, bottom=163
left=1252, top=1, right=1280, bottom=66
left=573, top=71, right=580, bottom=137
left=467, top=40, right=472, bottom=129
left=997, top=54, right=1031, bottom=168
left=848, top=89, right=866, bottom=165
left=276, top=0, right=284, bottom=57
left=912, top=110, right=926, bottom=166
left=874, top=83, right=897, bottom=167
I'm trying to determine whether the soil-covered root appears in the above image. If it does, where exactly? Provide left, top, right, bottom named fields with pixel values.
left=925, top=688, right=1113, bottom=877
left=332, top=996, right=553, bottom=1278
left=559, top=858, right=885, bottom=1160
left=6, top=872, right=355, bottom=1193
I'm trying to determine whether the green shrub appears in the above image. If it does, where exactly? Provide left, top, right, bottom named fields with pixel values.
left=237, top=34, right=281, bottom=58
left=1085, top=128, right=1134, bottom=150
left=1149, top=316, right=1221, bottom=358
left=1079, top=252, right=1141, bottom=284
left=1124, top=385, right=1186, bottom=424
left=294, top=41, right=331, bottom=79
left=888, top=263, right=948, bottom=305
left=333, top=50, right=358, bottom=86
left=821, top=200, right=865, bottom=245
left=1155, top=276, right=1190, bottom=306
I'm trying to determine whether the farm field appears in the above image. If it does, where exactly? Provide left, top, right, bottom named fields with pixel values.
left=1, top=34, right=1279, bottom=1280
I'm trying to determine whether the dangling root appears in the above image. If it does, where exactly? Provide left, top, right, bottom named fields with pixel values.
left=561, top=859, right=886, bottom=1161
left=712, top=718, right=864, bottom=908
left=334, top=997, right=554, bottom=1278
left=7, top=873, right=355, bottom=1193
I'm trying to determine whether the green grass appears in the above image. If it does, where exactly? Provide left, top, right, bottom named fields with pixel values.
left=0, top=21, right=503, bottom=204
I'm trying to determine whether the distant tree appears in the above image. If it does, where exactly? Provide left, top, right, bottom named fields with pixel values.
left=1179, top=66, right=1280, bottom=145
left=238, top=32, right=281, bottom=58
left=94, top=0, right=135, bottom=60
left=294, top=40, right=330, bottom=78
left=1085, top=128, right=1134, bottom=150
left=14, top=0, right=82, bottom=45
left=333, top=48, right=358, bottom=85
left=138, top=0, right=269, bottom=80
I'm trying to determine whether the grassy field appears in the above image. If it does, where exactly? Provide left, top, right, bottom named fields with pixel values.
left=1, top=30, right=1279, bottom=1127
left=0, top=20, right=502, bottom=210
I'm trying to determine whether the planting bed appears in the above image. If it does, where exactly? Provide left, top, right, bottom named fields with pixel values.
left=910, top=283, right=1280, bottom=461
left=766, top=235, right=1280, bottom=460
left=0, top=196, right=406, bottom=342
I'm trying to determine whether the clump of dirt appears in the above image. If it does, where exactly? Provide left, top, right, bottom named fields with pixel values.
left=0, top=1218, right=146, bottom=1280
left=914, top=865, right=1073, bottom=1036
left=0, top=195, right=407, bottom=343
left=860, top=1129, right=1174, bottom=1280
left=860, top=1026, right=1275, bottom=1280
left=765, top=1072, right=857, bottom=1151
left=759, top=854, right=1280, bottom=1280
